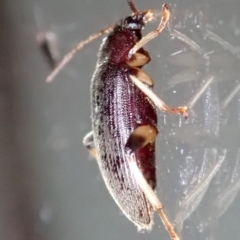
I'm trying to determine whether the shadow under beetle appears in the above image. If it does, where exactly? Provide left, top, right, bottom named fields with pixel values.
left=47, top=1, right=188, bottom=240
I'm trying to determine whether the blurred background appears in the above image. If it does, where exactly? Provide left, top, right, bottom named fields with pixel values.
left=0, top=0, right=239, bottom=239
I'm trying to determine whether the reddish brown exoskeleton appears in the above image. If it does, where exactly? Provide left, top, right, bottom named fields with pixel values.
left=46, top=1, right=187, bottom=240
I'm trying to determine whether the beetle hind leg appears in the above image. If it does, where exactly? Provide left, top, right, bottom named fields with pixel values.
left=125, top=125, right=179, bottom=240
left=125, top=125, right=158, bottom=153
left=127, top=155, right=179, bottom=240
left=83, top=131, right=97, bottom=159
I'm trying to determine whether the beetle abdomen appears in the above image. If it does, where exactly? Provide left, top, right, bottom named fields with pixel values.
left=91, top=62, right=157, bottom=228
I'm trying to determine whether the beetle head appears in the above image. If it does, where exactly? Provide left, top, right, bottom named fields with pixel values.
left=123, top=10, right=153, bottom=31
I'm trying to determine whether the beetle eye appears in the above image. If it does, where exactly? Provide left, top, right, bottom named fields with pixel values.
left=124, top=15, right=144, bottom=30
left=127, top=22, right=141, bottom=29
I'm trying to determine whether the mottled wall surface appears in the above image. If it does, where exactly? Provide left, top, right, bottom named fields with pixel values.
left=0, top=0, right=239, bottom=240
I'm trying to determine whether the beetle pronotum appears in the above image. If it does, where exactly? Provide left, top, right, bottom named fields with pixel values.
left=46, top=1, right=188, bottom=240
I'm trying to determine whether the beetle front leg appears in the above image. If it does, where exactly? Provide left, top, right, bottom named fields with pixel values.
left=129, top=4, right=170, bottom=56
left=126, top=52, right=150, bottom=67
left=83, top=131, right=97, bottom=159
left=130, top=74, right=188, bottom=118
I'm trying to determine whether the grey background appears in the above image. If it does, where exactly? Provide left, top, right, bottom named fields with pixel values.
left=0, top=0, right=240, bottom=240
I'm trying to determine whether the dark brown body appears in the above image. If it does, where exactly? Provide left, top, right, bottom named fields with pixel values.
left=91, top=18, right=157, bottom=228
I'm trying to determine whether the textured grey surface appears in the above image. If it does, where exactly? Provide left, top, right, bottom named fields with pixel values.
left=0, top=0, right=240, bottom=240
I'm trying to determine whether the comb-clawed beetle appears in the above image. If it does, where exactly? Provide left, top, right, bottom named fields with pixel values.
left=47, top=1, right=187, bottom=240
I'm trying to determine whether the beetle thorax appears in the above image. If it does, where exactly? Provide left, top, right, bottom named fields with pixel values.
left=98, top=13, right=145, bottom=65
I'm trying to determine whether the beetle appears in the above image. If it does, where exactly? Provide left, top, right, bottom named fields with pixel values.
left=46, top=1, right=187, bottom=240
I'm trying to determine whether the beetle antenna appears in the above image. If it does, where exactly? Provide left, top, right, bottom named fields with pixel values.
left=127, top=0, right=139, bottom=14
left=46, top=24, right=114, bottom=82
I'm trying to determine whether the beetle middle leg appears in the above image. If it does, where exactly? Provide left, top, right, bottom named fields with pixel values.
left=130, top=74, right=188, bottom=118
left=83, top=131, right=97, bottom=159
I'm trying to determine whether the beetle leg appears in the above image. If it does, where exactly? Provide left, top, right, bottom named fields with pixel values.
left=83, top=131, right=97, bottom=159
left=127, top=155, right=179, bottom=240
left=130, top=74, right=188, bottom=118
left=125, top=125, right=158, bottom=152
left=126, top=52, right=150, bottom=67
left=125, top=127, right=179, bottom=239
left=129, top=4, right=170, bottom=56
left=130, top=67, right=153, bottom=86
